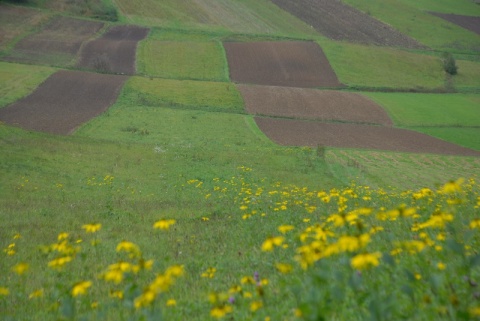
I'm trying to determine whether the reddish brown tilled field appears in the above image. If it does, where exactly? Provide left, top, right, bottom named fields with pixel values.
left=0, top=70, right=127, bottom=135
left=429, top=12, right=480, bottom=35
left=223, top=41, right=343, bottom=88
left=238, top=85, right=393, bottom=126
left=254, top=117, right=480, bottom=157
left=76, top=25, right=150, bottom=75
left=270, top=0, right=427, bottom=49
left=3, top=16, right=104, bottom=65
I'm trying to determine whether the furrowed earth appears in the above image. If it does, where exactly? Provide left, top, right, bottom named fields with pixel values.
left=270, top=0, right=427, bottom=48
left=3, top=16, right=104, bottom=66
left=237, top=84, right=393, bottom=126
left=77, top=25, right=150, bottom=75
left=223, top=41, right=343, bottom=88
left=0, top=70, right=127, bottom=135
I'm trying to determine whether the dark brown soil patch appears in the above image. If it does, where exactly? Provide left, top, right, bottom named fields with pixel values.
left=270, top=0, right=427, bottom=49
left=0, top=70, right=127, bottom=135
left=3, top=16, right=104, bottom=65
left=255, top=117, right=480, bottom=156
left=0, top=4, right=51, bottom=51
left=76, top=25, right=149, bottom=75
left=223, top=41, right=342, bottom=88
left=238, top=85, right=393, bottom=126
left=429, top=12, right=480, bottom=35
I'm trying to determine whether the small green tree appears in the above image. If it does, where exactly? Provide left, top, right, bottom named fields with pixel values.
left=443, top=52, right=458, bottom=75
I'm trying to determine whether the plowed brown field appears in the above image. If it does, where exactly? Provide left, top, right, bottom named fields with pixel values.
left=270, top=0, right=426, bottom=48
left=429, top=13, right=480, bottom=35
left=238, top=85, right=392, bottom=126
left=3, top=16, right=104, bottom=65
left=77, top=25, right=150, bottom=75
left=224, top=41, right=342, bottom=88
left=255, top=117, right=480, bottom=156
left=0, top=70, right=127, bottom=135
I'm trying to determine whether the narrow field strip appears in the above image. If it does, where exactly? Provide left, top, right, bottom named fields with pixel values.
left=254, top=117, right=480, bottom=156
left=238, top=84, right=393, bottom=126
left=271, top=0, right=426, bottom=48
left=224, top=41, right=342, bottom=88
left=429, top=12, right=480, bottom=35
left=0, top=70, right=127, bottom=135
left=3, top=16, right=104, bottom=66
left=77, top=25, right=150, bottom=75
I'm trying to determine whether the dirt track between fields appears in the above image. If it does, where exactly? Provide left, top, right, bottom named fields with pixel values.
left=429, top=12, right=480, bottom=35
left=255, top=117, right=480, bottom=156
left=77, top=25, right=149, bottom=75
left=3, top=16, right=104, bottom=65
left=224, top=41, right=342, bottom=88
left=270, top=0, right=427, bottom=48
left=238, top=85, right=393, bottom=126
left=0, top=70, right=127, bottom=135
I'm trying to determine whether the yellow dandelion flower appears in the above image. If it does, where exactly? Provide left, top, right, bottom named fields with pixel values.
left=29, top=289, right=44, bottom=299
left=166, top=299, right=177, bottom=307
left=241, top=276, right=255, bottom=284
left=13, top=233, right=21, bottom=240
left=210, top=305, right=233, bottom=318
left=57, top=233, right=69, bottom=241
left=250, top=301, right=263, bottom=312
left=109, top=290, right=124, bottom=300
left=12, top=262, right=29, bottom=275
left=229, top=285, right=242, bottom=294
left=275, top=263, right=293, bottom=274
left=153, top=219, right=176, bottom=230
left=437, top=262, right=446, bottom=270
left=71, top=281, right=92, bottom=297
left=91, top=301, right=99, bottom=309
left=116, top=241, right=141, bottom=258
left=261, top=236, right=285, bottom=252
left=134, top=290, right=156, bottom=309
left=470, top=218, right=480, bottom=229
left=0, top=287, right=9, bottom=296
left=202, top=217, right=210, bottom=221
left=201, top=267, right=217, bottom=278
left=165, top=264, right=184, bottom=278
left=278, top=225, right=294, bottom=234
left=470, top=307, right=480, bottom=317
left=82, top=223, right=102, bottom=233
left=351, top=252, right=382, bottom=270
left=48, top=256, right=73, bottom=270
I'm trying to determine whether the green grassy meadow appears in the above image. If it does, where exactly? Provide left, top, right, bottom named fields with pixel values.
left=1, top=0, right=480, bottom=320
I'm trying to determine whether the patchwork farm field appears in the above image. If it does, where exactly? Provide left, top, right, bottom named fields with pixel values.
left=1, top=1, right=480, bottom=320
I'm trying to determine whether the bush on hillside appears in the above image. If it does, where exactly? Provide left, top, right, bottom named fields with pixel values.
left=443, top=52, right=458, bottom=75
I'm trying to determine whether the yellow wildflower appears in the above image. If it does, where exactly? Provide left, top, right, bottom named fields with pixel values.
left=109, top=290, right=123, bottom=300
left=71, top=281, right=92, bottom=297
left=437, top=262, right=446, bottom=270
left=165, top=265, right=184, bottom=278
left=210, top=305, right=233, bottom=318
left=134, top=290, right=156, bottom=309
left=13, top=233, right=21, bottom=239
left=116, top=241, right=141, bottom=258
left=48, top=256, right=73, bottom=270
left=57, top=233, right=69, bottom=241
left=275, top=263, right=293, bottom=274
left=166, top=299, right=177, bottom=307
left=278, top=225, right=294, bottom=234
left=29, top=289, right=44, bottom=299
left=12, top=262, right=29, bottom=275
left=351, top=252, right=382, bottom=270
left=261, top=236, right=285, bottom=252
left=250, top=301, right=263, bottom=312
left=82, top=223, right=102, bottom=233
left=470, top=218, right=480, bottom=229
left=153, top=219, right=176, bottom=230
left=0, top=287, right=9, bottom=296
left=201, top=267, right=217, bottom=278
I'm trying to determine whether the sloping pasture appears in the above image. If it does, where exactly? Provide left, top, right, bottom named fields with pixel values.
left=320, top=40, right=446, bottom=90
left=3, top=16, right=104, bottom=66
left=137, top=30, right=227, bottom=81
left=342, top=0, right=480, bottom=51
left=0, top=62, right=56, bottom=108
left=0, top=3, right=52, bottom=51
left=113, top=0, right=316, bottom=36
left=121, top=77, right=244, bottom=114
